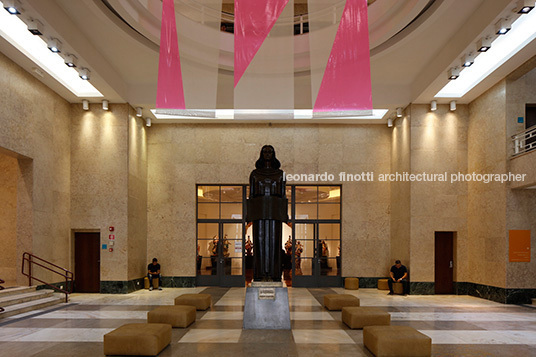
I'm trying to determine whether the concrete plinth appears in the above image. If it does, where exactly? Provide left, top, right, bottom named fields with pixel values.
left=243, top=284, right=291, bottom=330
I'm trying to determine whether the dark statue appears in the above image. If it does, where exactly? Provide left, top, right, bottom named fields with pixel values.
left=246, top=145, right=288, bottom=281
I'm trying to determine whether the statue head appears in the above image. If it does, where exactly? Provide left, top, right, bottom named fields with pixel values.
left=255, top=145, right=281, bottom=169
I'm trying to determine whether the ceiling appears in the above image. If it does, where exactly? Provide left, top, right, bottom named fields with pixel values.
left=2, top=0, right=535, bottom=124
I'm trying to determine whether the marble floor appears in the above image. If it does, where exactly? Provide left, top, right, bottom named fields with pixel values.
left=1, top=287, right=536, bottom=356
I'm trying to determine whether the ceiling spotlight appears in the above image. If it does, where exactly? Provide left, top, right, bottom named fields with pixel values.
left=27, top=19, right=43, bottom=35
left=515, top=0, right=534, bottom=13
left=450, top=100, right=456, bottom=111
left=461, top=52, right=476, bottom=67
left=64, top=54, right=77, bottom=68
left=136, top=107, right=143, bottom=117
left=448, top=67, right=461, bottom=80
left=78, top=67, right=90, bottom=80
left=3, top=0, right=21, bottom=14
left=476, top=36, right=493, bottom=52
left=396, top=107, right=402, bottom=118
left=495, top=18, right=513, bottom=35
left=431, top=100, right=437, bottom=112
left=145, top=117, right=152, bottom=127
left=102, top=100, right=109, bottom=111
left=46, top=38, right=62, bottom=53
left=82, top=100, right=89, bottom=111
left=387, top=118, right=393, bottom=127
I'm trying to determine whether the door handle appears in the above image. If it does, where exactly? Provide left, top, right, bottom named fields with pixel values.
left=449, top=261, right=453, bottom=268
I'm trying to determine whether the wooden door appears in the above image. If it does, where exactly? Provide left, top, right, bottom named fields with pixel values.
left=435, top=232, right=454, bottom=294
left=74, top=232, right=100, bottom=292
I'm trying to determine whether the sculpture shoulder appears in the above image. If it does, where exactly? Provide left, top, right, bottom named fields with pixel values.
left=250, top=168, right=284, bottom=179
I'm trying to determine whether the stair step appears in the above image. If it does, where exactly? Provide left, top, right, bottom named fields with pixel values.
left=0, top=286, right=37, bottom=297
left=0, top=295, right=64, bottom=319
left=0, top=290, right=54, bottom=307
left=532, top=298, right=536, bottom=305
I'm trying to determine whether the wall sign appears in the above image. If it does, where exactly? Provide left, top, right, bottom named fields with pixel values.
left=509, top=230, right=531, bottom=262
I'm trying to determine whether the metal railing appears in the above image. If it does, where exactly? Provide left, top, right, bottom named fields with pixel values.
left=22, top=252, right=74, bottom=303
left=511, top=125, right=536, bottom=157
left=0, top=278, right=4, bottom=313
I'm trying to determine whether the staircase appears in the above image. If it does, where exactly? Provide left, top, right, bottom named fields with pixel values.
left=0, top=286, right=64, bottom=319
left=533, top=298, right=536, bottom=306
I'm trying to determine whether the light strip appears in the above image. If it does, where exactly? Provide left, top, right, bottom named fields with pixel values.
left=0, top=1, right=102, bottom=97
left=435, top=8, right=536, bottom=98
left=151, top=109, right=389, bottom=120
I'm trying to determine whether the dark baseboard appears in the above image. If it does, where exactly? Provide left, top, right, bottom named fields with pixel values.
left=99, top=276, right=196, bottom=294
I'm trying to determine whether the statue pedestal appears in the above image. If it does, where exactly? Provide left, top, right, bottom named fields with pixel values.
left=243, top=281, right=291, bottom=330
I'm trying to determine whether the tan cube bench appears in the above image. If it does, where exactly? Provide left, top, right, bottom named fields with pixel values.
left=144, top=277, right=159, bottom=289
left=377, top=279, right=389, bottom=290
left=342, top=307, right=390, bottom=329
left=323, top=294, right=360, bottom=311
left=393, top=282, right=404, bottom=295
left=174, top=293, right=212, bottom=310
left=363, top=325, right=432, bottom=357
left=344, top=277, right=359, bottom=290
left=103, top=323, right=171, bottom=356
left=147, top=305, right=196, bottom=328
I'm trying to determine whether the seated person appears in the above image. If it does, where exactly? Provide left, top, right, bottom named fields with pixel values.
left=147, top=258, right=162, bottom=291
left=388, top=259, right=409, bottom=295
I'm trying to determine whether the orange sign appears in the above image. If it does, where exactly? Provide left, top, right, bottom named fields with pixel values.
left=509, top=230, right=531, bottom=262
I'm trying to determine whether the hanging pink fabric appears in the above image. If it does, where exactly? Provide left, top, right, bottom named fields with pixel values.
left=314, top=0, right=372, bottom=114
left=234, top=0, right=289, bottom=87
left=156, top=0, right=185, bottom=109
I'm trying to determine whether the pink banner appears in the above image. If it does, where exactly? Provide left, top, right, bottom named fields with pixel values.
left=234, top=0, right=289, bottom=87
left=156, top=0, right=185, bottom=109
left=313, top=0, right=372, bottom=113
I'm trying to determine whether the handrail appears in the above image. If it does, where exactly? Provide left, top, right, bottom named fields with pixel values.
left=0, top=278, right=4, bottom=313
left=511, top=125, right=536, bottom=157
left=22, top=252, right=73, bottom=303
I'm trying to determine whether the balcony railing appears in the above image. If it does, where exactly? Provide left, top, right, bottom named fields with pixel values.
left=511, top=125, right=536, bottom=157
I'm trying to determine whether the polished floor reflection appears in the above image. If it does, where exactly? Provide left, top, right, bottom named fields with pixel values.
left=0, top=287, right=535, bottom=356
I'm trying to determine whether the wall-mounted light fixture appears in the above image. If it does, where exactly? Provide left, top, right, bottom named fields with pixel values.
left=515, top=0, right=534, bottom=14
left=46, top=37, right=61, bottom=53
left=136, top=107, right=143, bottom=117
left=78, top=67, right=90, bottom=80
left=82, top=100, right=89, bottom=111
left=461, top=52, right=476, bottom=67
left=64, top=54, right=77, bottom=68
left=450, top=100, right=456, bottom=111
left=145, top=117, right=152, bottom=127
left=396, top=107, right=402, bottom=118
left=476, top=36, right=493, bottom=52
left=495, top=17, right=513, bottom=35
left=102, top=100, right=109, bottom=111
left=3, top=0, right=21, bottom=14
left=448, top=67, right=460, bottom=80
left=27, top=19, right=43, bottom=35
left=387, top=118, right=393, bottom=127
left=431, top=100, right=437, bottom=111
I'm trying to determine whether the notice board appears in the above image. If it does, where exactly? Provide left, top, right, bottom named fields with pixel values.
left=509, top=230, right=531, bottom=262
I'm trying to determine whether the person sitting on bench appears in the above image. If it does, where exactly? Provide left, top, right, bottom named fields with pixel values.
left=388, top=260, right=409, bottom=295
left=148, top=258, right=162, bottom=291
